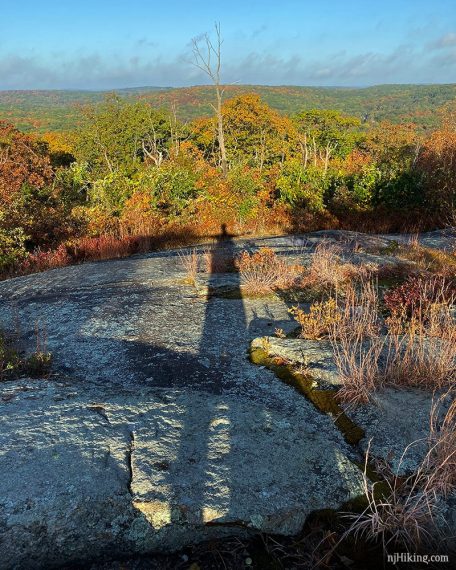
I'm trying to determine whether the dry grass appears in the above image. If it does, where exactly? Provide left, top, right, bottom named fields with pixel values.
left=307, top=242, right=355, bottom=291
left=332, top=333, right=383, bottom=406
left=342, top=394, right=456, bottom=552
left=382, top=326, right=456, bottom=391
left=328, top=281, right=382, bottom=406
left=396, top=241, right=456, bottom=277
left=298, top=241, right=375, bottom=299
left=178, top=248, right=199, bottom=285
left=236, top=247, right=303, bottom=295
left=331, top=277, right=456, bottom=404
left=427, top=391, right=456, bottom=498
left=335, top=323, right=456, bottom=405
left=342, top=442, right=439, bottom=552
left=383, top=280, right=456, bottom=390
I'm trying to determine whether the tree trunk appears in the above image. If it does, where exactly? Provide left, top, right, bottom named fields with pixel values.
left=216, top=87, right=228, bottom=176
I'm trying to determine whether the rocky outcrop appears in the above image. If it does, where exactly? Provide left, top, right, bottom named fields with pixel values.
left=0, top=230, right=453, bottom=568
left=0, top=236, right=365, bottom=569
left=251, top=336, right=340, bottom=386
left=0, top=379, right=363, bottom=569
left=251, top=335, right=450, bottom=474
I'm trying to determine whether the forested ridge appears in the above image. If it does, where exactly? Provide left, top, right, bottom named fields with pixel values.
left=1, top=83, right=456, bottom=132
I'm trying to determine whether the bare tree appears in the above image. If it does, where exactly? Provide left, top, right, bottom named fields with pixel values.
left=191, top=23, right=228, bottom=176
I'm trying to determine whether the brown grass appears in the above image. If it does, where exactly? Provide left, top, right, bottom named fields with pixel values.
left=326, top=281, right=381, bottom=405
left=342, top=394, right=456, bottom=552
left=396, top=242, right=456, bottom=277
left=298, top=241, right=376, bottom=300
left=178, top=248, right=199, bottom=285
left=306, top=242, right=355, bottom=291
left=236, top=247, right=303, bottom=295
left=382, top=325, right=456, bottom=391
left=427, top=391, right=456, bottom=498
left=342, top=441, right=439, bottom=552
left=331, top=277, right=456, bottom=404
left=383, top=280, right=456, bottom=390
left=332, top=333, right=383, bottom=406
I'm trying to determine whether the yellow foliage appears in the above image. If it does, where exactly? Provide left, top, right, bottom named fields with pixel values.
left=289, top=298, right=342, bottom=339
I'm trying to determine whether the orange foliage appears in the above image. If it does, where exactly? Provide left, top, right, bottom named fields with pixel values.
left=417, top=109, right=456, bottom=209
left=0, top=121, right=53, bottom=203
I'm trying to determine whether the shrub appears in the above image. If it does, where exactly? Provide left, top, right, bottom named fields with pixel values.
left=23, top=351, right=53, bottom=377
left=70, top=235, right=134, bottom=261
left=290, top=298, right=342, bottom=340
left=383, top=277, right=423, bottom=319
left=227, top=165, right=262, bottom=223
left=236, top=247, right=303, bottom=295
left=384, top=275, right=455, bottom=332
left=18, top=243, right=70, bottom=275
left=0, top=325, right=52, bottom=380
left=0, top=333, right=21, bottom=379
left=146, top=162, right=199, bottom=217
left=276, top=160, right=327, bottom=213
left=0, top=224, right=28, bottom=273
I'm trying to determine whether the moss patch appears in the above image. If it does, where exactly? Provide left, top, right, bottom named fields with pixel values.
left=250, top=345, right=364, bottom=445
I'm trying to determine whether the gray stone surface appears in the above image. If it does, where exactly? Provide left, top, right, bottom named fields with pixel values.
left=344, top=387, right=440, bottom=475
left=0, top=239, right=365, bottom=569
left=0, top=378, right=364, bottom=569
left=252, top=334, right=452, bottom=476
left=251, top=336, right=341, bottom=387
left=0, top=230, right=453, bottom=567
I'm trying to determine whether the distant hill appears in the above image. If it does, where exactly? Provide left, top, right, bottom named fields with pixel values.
left=1, top=83, right=455, bottom=133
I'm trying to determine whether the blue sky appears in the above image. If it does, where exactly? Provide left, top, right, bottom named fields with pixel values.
left=0, top=0, right=455, bottom=89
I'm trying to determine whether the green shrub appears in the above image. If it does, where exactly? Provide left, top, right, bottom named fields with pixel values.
left=276, top=160, right=327, bottom=213
left=0, top=216, right=28, bottom=273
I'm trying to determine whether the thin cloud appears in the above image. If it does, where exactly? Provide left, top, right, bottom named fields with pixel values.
left=0, top=42, right=454, bottom=90
left=429, top=32, right=456, bottom=49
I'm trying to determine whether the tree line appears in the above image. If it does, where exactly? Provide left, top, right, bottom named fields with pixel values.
left=0, top=87, right=455, bottom=274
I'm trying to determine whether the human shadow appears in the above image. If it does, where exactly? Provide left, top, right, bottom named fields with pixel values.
left=165, top=224, right=245, bottom=524
left=0, top=224, right=377, bottom=566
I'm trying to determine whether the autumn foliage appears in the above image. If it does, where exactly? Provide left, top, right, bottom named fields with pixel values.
left=1, top=93, right=455, bottom=278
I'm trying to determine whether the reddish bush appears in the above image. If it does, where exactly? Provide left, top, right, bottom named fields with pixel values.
left=384, top=277, right=422, bottom=317
left=384, top=275, right=455, bottom=318
left=18, top=244, right=70, bottom=275
left=70, top=235, right=136, bottom=261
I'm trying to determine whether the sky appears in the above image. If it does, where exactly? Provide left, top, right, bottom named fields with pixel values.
left=0, top=0, right=455, bottom=90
